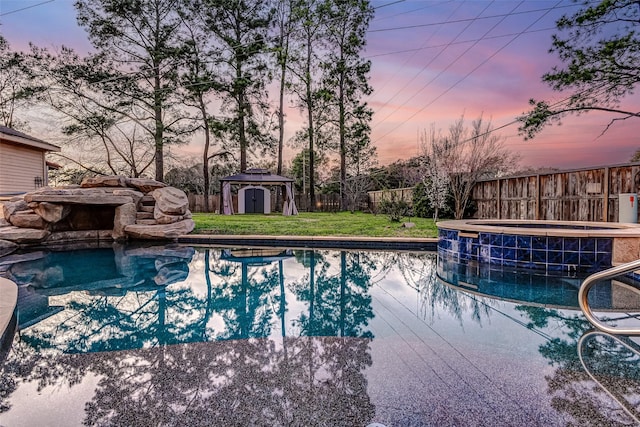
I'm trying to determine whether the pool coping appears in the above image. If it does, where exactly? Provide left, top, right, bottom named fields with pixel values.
left=437, top=219, right=640, bottom=237
left=0, top=278, right=17, bottom=344
left=178, top=234, right=438, bottom=251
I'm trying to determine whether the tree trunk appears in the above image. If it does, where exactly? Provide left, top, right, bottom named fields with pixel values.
left=305, top=33, right=316, bottom=212
left=154, top=68, right=164, bottom=182
left=199, top=94, right=211, bottom=213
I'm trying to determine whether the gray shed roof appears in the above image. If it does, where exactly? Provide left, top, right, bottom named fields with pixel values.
left=221, top=168, right=294, bottom=184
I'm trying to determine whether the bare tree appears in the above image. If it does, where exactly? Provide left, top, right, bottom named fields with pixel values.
left=424, top=115, right=519, bottom=219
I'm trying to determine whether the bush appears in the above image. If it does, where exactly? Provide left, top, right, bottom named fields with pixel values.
left=379, top=197, right=412, bottom=222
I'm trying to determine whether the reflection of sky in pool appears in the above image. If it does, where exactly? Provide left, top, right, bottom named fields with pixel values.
left=1, top=244, right=640, bottom=426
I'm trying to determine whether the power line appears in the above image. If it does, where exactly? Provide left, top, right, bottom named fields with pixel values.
left=368, top=2, right=580, bottom=33
left=366, top=26, right=555, bottom=59
left=372, top=0, right=448, bottom=22
left=371, top=0, right=467, bottom=96
left=0, top=0, right=55, bottom=17
left=372, top=0, right=495, bottom=124
left=373, top=0, right=520, bottom=130
left=372, top=0, right=406, bottom=10
left=372, top=0, right=565, bottom=144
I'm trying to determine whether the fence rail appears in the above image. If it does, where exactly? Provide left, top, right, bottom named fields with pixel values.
left=367, top=187, right=415, bottom=211
left=472, top=163, right=640, bottom=221
left=188, top=193, right=351, bottom=213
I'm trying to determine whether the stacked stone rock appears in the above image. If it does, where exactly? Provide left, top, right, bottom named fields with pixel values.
left=0, top=176, right=194, bottom=252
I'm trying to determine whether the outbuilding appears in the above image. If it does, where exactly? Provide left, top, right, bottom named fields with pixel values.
left=220, top=169, right=298, bottom=215
left=0, top=126, right=60, bottom=197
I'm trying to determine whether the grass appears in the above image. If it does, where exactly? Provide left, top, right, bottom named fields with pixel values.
left=191, top=211, right=439, bottom=238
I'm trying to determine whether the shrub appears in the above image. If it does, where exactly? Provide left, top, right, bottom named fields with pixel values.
left=379, top=197, right=412, bottom=222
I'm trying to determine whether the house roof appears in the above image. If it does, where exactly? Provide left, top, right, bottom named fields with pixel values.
left=0, top=125, right=61, bottom=152
left=221, top=168, right=294, bottom=184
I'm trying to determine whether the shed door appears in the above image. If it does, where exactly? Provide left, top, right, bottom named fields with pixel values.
left=245, top=188, right=264, bottom=213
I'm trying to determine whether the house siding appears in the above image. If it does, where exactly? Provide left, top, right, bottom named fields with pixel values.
left=0, top=142, right=46, bottom=194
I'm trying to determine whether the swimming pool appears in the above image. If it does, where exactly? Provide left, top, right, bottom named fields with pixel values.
left=1, top=243, right=639, bottom=426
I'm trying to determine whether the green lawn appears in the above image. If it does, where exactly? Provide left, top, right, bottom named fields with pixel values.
left=192, top=211, right=439, bottom=238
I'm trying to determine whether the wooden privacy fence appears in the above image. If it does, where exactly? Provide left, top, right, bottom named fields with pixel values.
left=367, top=187, right=415, bottom=211
left=472, top=162, right=640, bottom=222
left=188, top=193, right=346, bottom=213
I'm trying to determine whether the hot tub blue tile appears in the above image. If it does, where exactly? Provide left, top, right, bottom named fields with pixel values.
left=503, top=235, right=516, bottom=248
left=472, top=243, right=480, bottom=255
left=480, top=233, right=490, bottom=244
left=580, top=238, right=596, bottom=252
left=548, top=251, right=563, bottom=264
left=547, top=263, right=563, bottom=271
left=503, top=248, right=516, bottom=261
left=563, top=251, right=579, bottom=265
left=489, top=234, right=503, bottom=246
left=563, top=238, right=579, bottom=252
left=490, top=246, right=503, bottom=259
left=489, top=257, right=503, bottom=266
left=532, top=236, right=547, bottom=250
left=517, top=248, right=531, bottom=262
left=548, top=237, right=563, bottom=251
left=532, top=250, right=547, bottom=264
left=597, top=239, right=612, bottom=252
left=580, top=252, right=596, bottom=266
left=596, top=252, right=612, bottom=266
left=517, top=236, right=531, bottom=249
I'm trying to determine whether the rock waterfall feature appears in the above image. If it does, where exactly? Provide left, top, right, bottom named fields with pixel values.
left=0, top=176, right=194, bottom=256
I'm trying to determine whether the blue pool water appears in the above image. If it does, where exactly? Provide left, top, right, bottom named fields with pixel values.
left=1, top=243, right=639, bottom=426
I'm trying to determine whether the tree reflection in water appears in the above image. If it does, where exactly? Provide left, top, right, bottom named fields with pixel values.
left=0, top=245, right=376, bottom=425
left=4, top=245, right=640, bottom=425
left=436, top=255, right=640, bottom=426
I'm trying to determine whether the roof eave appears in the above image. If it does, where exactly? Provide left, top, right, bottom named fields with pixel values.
left=1, top=133, right=61, bottom=152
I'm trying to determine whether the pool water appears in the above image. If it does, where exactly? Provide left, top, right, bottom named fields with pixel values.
left=1, top=244, right=639, bottom=426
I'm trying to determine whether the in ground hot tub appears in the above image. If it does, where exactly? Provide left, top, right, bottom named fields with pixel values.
left=437, top=219, right=640, bottom=273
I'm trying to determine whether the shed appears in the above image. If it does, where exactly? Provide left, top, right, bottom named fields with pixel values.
left=0, top=126, right=61, bottom=197
left=220, top=169, right=298, bottom=215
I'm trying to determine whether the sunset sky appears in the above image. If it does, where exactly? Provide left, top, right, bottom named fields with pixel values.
left=1, top=0, right=639, bottom=170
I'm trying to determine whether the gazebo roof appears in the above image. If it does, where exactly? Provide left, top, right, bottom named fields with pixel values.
left=221, top=168, right=294, bottom=184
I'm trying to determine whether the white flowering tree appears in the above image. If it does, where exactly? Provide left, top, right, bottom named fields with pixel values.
left=420, top=125, right=450, bottom=222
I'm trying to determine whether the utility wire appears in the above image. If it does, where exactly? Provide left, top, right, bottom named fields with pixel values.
left=373, top=1, right=494, bottom=124
left=368, top=2, right=582, bottom=32
left=372, top=0, right=466, bottom=96
left=373, top=0, right=519, bottom=130
left=373, top=0, right=564, bottom=144
left=372, top=0, right=448, bottom=23
left=0, top=0, right=55, bottom=17
left=366, top=26, right=555, bottom=59
left=372, top=0, right=406, bottom=10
